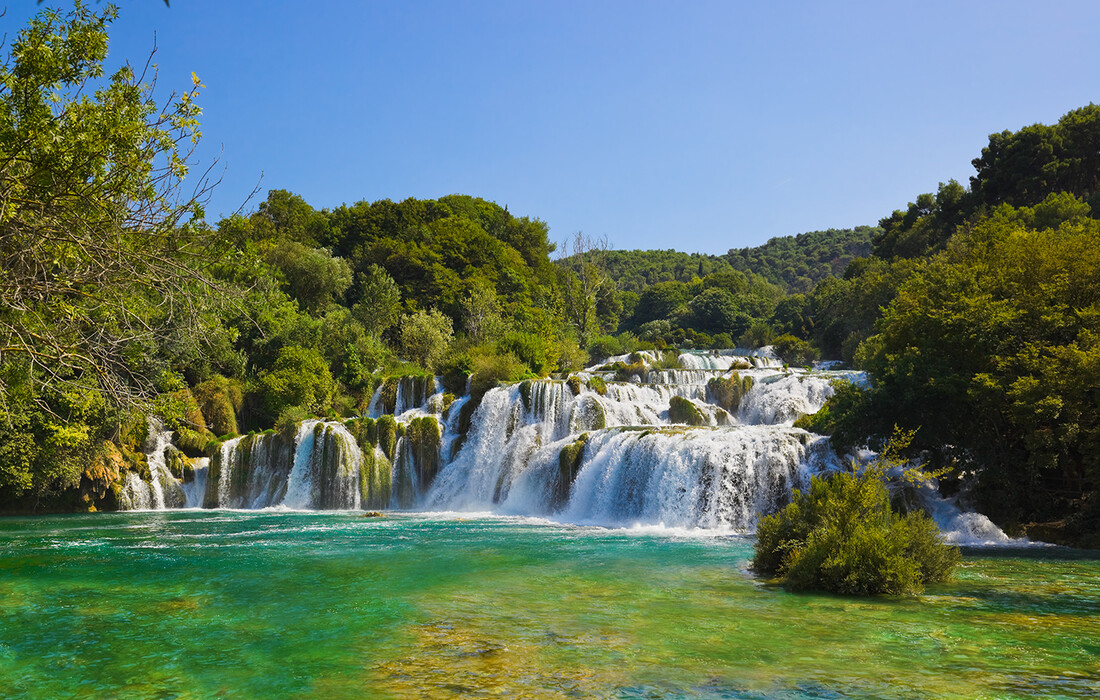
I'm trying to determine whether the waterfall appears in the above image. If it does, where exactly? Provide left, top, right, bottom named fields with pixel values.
left=116, top=357, right=1013, bottom=541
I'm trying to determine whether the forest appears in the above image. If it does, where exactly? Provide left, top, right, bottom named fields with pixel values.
left=1, top=3, right=1098, bottom=545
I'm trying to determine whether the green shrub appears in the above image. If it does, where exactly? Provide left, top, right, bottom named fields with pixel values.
left=588, top=335, right=622, bottom=363
left=587, top=375, right=607, bottom=396
left=192, top=375, right=243, bottom=436
left=469, top=351, right=527, bottom=399
left=498, top=331, right=558, bottom=376
left=753, top=435, right=959, bottom=595
left=771, top=333, right=818, bottom=367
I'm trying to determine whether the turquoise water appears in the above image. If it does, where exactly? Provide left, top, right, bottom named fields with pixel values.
left=1, top=511, right=1097, bottom=699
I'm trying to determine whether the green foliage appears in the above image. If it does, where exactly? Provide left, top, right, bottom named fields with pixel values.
left=753, top=440, right=959, bottom=595
left=725, top=227, right=878, bottom=293
left=256, top=345, right=335, bottom=419
left=772, top=334, right=818, bottom=367
left=0, top=1, right=223, bottom=406
left=847, top=216, right=1100, bottom=524
left=497, top=331, right=558, bottom=376
left=399, top=309, right=454, bottom=371
left=668, top=396, right=706, bottom=426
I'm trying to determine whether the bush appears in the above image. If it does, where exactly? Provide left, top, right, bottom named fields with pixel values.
left=771, top=333, right=818, bottom=367
left=192, top=375, right=243, bottom=436
left=753, top=436, right=959, bottom=595
left=498, top=331, right=558, bottom=376
left=469, top=351, right=527, bottom=399
left=587, top=335, right=622, bottom=363
left=256, top=346, right=335, bottom=420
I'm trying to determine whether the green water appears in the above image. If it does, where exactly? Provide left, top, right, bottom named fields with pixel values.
left=0, top=511, right=1097, bottom=699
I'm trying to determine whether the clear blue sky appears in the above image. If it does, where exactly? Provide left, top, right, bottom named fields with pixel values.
left=7, top=1, right=1100, bottom=253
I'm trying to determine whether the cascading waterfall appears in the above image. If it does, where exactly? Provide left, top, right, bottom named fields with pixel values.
left=117, top=348, right=1014, bottom=541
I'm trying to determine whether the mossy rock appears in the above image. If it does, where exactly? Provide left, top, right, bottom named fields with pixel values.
left=566, top=374, right=583, bottom=396
left=346, top=416, right=379, bottom=451
left=519, top=380, right=534, bottom=412
left=668, top=396, right=706, bottom=426
left=441, top=392, right=456, bottom=414
left=376, top=414, right=399, bottom=461
left=555, top=434, right=589, bottom=510
left=378, top=376, right=401, bottom=415
left=358, top=447, right=391, bottom=510
left=570, top=396, right=606, bottom=432
left=706, top=372, right=754, bottom=413
left=587, top=375, right=607, bottom=396
left=164, top=444, right=194, bottom=482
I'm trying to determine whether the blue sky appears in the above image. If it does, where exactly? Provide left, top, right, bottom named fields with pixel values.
left=7, top=1, right=1100, bottom=253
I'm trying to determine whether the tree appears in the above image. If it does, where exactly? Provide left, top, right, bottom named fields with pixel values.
left=558, top=231, right=611, bottom=346
left=266, top=241, right=352, bottom=316
left=351, top=264, right=402, bottom=337
left=399, top=309, right=453, bottom=370
left=0, top=2, right=221, bottom=406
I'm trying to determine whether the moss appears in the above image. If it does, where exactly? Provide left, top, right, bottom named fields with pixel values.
left=376, top=414, right=399, bottom=461
left=587, top=375, right=607, bottom=396
left=566, top=374, right=583, bottom=396
left=668, top=396, right=706, bottom=426
left=519, top=380, right=534, bottom=412
left=175, top=427, right=216, bottom=458
left=358, top=447, right=391, bottom=510
left=555, top=434, right=589, bottom=509
left=441, top=392, right=456, bottom=414
left=614, top=361, right=647, bottom=383
left=706, top=372, right=754, bottom=414
left=192, top=375, right=243, bottom=436
left=378, top=376, right=401, bottom=415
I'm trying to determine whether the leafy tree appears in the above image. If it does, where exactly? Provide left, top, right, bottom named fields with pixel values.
left=266, top=241, right=352, bottom=316
left=689, top=288, right=747, bottom=335
left=399, top=309, right=453, bottom=370
left=849, top=215, right=1100, bottom=526
left=351, top=264, right=402, bottom=337
left=255, top=345, right=334, bottom=419
left=558, top=231, right=612, bottom=346
left=0, top=2, right=221, bottom=405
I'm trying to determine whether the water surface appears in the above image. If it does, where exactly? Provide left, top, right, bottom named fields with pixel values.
left=1, top=511, right=1097, bottom=698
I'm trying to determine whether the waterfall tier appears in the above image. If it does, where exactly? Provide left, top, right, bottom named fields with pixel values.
left=119, top=350, right=1009, bottom=541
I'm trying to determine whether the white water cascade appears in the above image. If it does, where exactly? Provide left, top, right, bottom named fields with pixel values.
left=115, top=351, right=1015, bottom=542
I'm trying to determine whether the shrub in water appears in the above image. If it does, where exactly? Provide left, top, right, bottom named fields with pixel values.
left=753, top=432, right=959, bottom=595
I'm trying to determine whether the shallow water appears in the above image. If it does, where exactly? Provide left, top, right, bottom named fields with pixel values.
left=1, top=511, right=1097, bottom=699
